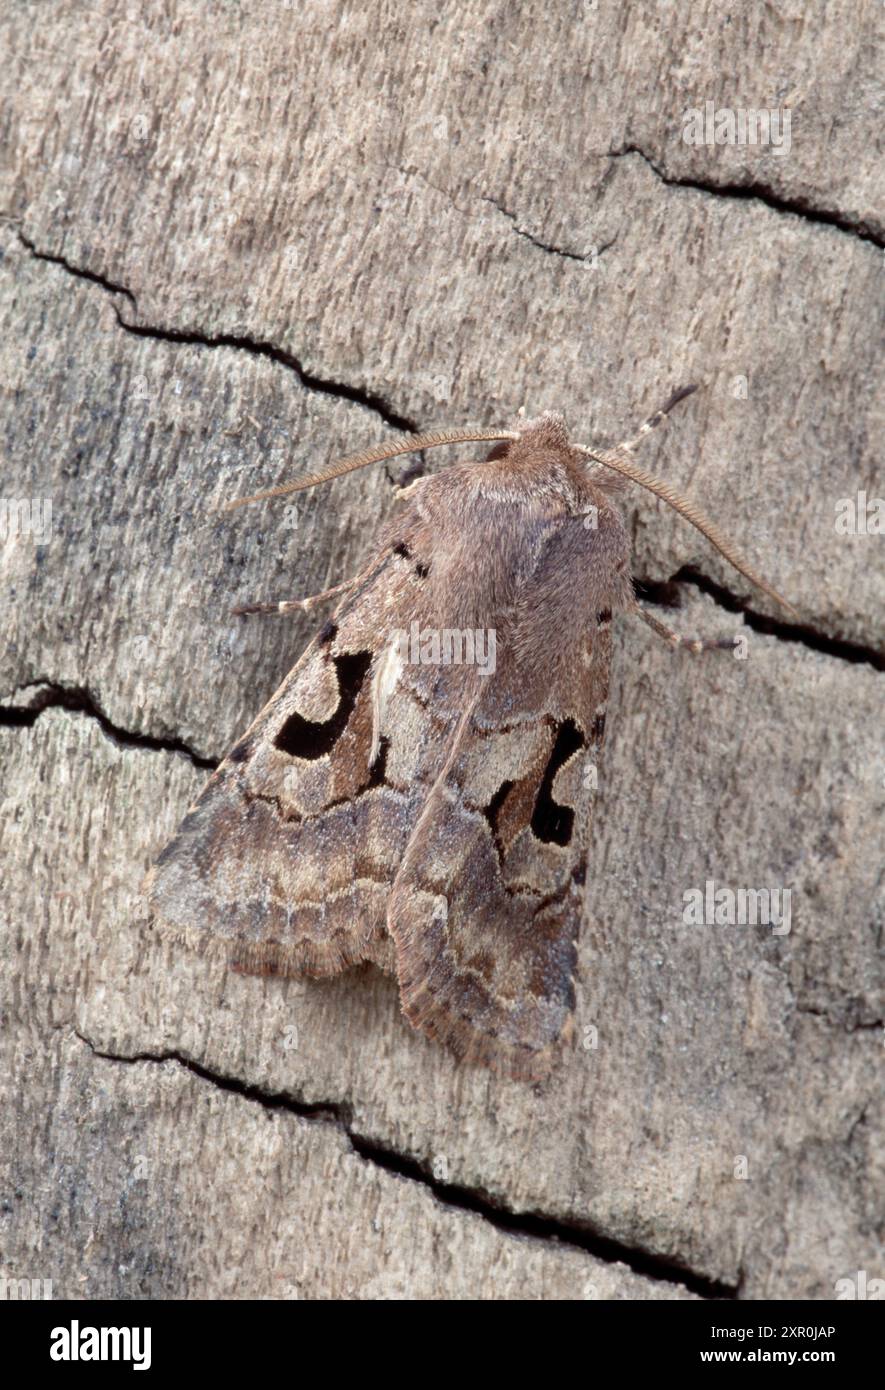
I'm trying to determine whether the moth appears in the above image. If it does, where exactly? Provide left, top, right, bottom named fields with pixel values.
left=146, top=387, right=796, bottom=1080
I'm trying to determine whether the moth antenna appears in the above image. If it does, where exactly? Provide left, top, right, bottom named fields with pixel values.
left=580, top=441, right=799, bottom=619
left=222, top=428, right=519, bottom=512
left=578, top=386, right=797, bottom=617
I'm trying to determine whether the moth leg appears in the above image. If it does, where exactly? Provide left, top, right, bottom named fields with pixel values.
left=612, top=384, right=698, bottom=455
left=232, top=573, right=361, bottom=618
left=632, top=604, right=737, bottom=654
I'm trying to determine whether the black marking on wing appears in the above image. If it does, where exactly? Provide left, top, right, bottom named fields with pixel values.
left=482, top=778, right=514, bottom=863
left=274, top=651, right=372, bottom=760
left=531, top=720, right=585, bottom=847
left=366, top=735, right=390, bottom=789
left=227, top=737, right=253, bottom=764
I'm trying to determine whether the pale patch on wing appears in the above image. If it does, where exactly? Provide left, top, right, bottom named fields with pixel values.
left=370, top=635, right=404, bottom=766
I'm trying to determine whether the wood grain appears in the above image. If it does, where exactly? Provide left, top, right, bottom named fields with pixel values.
left=1, top=0, right=881, bottom=1300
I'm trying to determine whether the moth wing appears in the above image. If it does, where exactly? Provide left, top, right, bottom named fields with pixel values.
left=387, top=517, right=617, bottom=1081
left=145, top=546, right=434, bottom=978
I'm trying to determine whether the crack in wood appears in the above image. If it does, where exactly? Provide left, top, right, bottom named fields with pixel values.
left=70, top=1028, right=736, bottom=1300
left=608, top=145, right=884, bottom=251
left=12, top=228, right=418, bottom=434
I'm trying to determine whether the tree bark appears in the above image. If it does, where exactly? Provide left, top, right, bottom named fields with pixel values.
left=1, top=0, right=882, bottom=1299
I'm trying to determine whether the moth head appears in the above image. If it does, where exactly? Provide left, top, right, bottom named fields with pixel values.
left=484, top=411, right=578, bottom=473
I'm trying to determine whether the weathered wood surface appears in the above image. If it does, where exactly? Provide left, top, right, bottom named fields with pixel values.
left=1, top=1, right=882, bottom=1300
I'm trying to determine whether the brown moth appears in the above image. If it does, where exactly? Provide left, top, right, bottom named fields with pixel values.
left=145, top=387, right=796, bottom=1080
